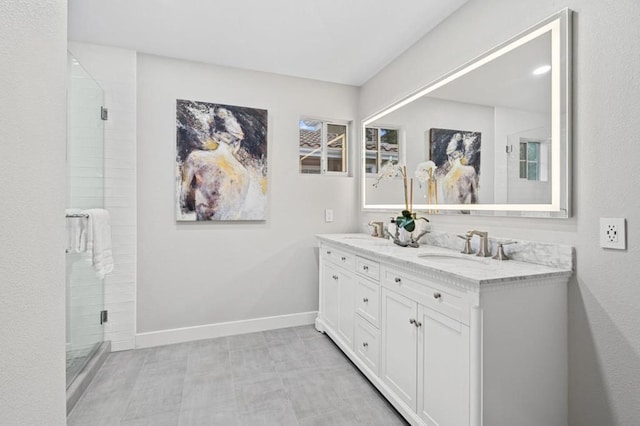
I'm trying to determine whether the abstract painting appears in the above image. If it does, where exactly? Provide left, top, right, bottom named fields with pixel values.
left=176, top=99, right=268, bottom=221
left=429, top=128, right=481, bottom=205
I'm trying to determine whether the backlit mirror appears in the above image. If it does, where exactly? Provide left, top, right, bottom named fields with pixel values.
left=362, top=9, right=571, bottom=218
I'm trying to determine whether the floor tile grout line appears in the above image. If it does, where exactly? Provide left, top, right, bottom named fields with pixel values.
left=117, top=350, right=150, bottom=423
left=274, top=347, right=301, bottom=426
left=175, top=345, right=193, bottom=426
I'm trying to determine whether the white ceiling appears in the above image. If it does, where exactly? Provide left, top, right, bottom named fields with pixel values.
left=67, top=0, right=467, bottom=86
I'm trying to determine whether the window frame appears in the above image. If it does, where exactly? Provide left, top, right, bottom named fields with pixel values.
left=364, top=125, right=401, bottom=175
left=519, top=138, right=545, bottom=181
left=299, top=117, right=350, bottom=176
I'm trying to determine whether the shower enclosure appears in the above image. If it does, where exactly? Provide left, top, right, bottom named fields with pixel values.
left=505, top=127, right=551, bottom=205
left=65, top=52, right=106, bottom=389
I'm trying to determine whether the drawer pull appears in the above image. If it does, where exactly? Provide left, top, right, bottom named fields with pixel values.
left=362, top=342, right=369, bottom=348
left=362, top=297, right=369, bottom=303
left=326, top=250, right=331, bottom=255
left=394, top=277, right=402, bottom=284
left=332, top=275, right=338, bottom=280
left=363, top=265, right=369, bottom=271
left=341, top=256, right=346, bottom=261
left=433, top=292, right=442, bottom=300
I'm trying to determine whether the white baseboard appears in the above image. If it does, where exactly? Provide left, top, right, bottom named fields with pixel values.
left=110, top=338, right=135, bottom=352
left=135, top=311, right=318, bottom=349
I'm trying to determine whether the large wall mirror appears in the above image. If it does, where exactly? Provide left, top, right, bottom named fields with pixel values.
left=362, top=9, right=572, bottom=218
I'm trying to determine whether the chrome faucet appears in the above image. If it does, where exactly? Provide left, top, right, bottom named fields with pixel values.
left=467, top=230, right=491, bottom=257
left=493, top=241, right=517, bottom=260
left=368, top=221, right=385, bottom=238
left=457, top=234, right=474, bottom=254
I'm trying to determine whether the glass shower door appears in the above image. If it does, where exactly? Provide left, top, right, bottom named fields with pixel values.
left=65, top=53, right=105, bottom=386
left=505, top=127, right=552, bottom=205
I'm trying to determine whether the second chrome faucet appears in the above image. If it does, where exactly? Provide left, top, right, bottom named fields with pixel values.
left=466, top=230, right=491, bottom=257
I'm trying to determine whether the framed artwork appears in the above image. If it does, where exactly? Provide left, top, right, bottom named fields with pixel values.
left=429, top=128, right=481, bottom=204
left=176, top=99, right=268, bottom=221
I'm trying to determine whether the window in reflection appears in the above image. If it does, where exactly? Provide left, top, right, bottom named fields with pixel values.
left=519, top=138, right=549, bottom=182
left=365, top=126, right=399, bottom=174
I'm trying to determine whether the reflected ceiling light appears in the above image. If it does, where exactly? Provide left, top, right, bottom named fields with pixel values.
left=533, top=64, right=551, bottom=75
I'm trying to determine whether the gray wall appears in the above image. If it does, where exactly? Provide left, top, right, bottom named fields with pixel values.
left=136, top=54, right=359, bottom=333
left=0, top=0, right=68, bottom=424
left=359, top=1, right=640, bottom=424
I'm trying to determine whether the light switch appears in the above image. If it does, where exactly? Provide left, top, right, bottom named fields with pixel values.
left=325, top=209, right=334, bottom=223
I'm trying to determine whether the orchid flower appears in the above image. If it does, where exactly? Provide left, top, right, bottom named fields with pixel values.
left=414, top=161, right=437, bottom=185
left=372, top=160, right=404, bottom=188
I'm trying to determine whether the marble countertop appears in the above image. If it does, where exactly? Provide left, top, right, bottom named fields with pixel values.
left=317, top=233, right=573, bottom=286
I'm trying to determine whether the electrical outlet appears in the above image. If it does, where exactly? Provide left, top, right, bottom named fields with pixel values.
left=600, top=218, right=626, bottom=250
left=325, top=209, right=334, bottom=223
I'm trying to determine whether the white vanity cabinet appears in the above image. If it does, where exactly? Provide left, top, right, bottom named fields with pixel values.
left=380, top=275, right=470, bottom=426
left=416, top=301, right=470, bottom=426
left=316, top=235, right=572, bottom=426
left=380, top=288, right=419, bottom=410
left=320, top=245, right=356, bottom=349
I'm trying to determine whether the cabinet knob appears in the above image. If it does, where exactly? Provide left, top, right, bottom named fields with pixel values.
left=394, top=277, right=402, bottom=284
left=341, top=256, right=346, bottom=261
left=362, top=342, right=369, bottom=348
left=332, top=275, right=338, bottom=280
left=326, top=250, right=331, bottom=255
left=415, top=320, right=422, bottom=327
left=363, top=265, right=369, bottom=271
left=363, top=297, right=369, bottom=303
left=409, top=318, right=416, bottom=325
left=433, top=292, right=442, bottom=300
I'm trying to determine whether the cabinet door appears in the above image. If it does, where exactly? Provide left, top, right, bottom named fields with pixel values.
left=381, top=288, right=418, bottom=411
left=337, top=269, right=355, bottom=349
left=321, top=263, right=340, bottom=331
left=417, top=305, right=470, bottom=426
left=355, top=277, right=380, bottom=328
left=355, top=315, right=380, bottom=375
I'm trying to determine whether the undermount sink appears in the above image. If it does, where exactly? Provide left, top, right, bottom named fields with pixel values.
left=342, top=235, right=374, bottom=240
left=341, top=236, right=391, bottom=245
left=417, top=252, right=489, bottom=264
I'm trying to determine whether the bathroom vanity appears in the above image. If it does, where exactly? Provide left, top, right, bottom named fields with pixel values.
left=316, top=233, right=573, bottom=426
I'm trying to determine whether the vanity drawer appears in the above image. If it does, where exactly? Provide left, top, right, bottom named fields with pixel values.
left=321, top=244, right=355, bottom=271
left=381, top=266, right=468, bottom=325
left=356, top=256, right=380, bottom=281
left=355, top=277, right=380, bottom=328
left=355, top=315, right=380, bottom=375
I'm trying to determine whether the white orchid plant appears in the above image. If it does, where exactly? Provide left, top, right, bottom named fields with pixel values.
left=373, top=160, right=431, bottom=234
left=372, top=160, right=410, bottom=209
left=372, top=160, right=402, bottom=186
left=414, top=161, right=437, bottom=185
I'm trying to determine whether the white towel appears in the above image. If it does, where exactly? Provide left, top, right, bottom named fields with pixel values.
left=65, top=209, right=87, bottom=253
left=83, top=208, right=114, bottom=279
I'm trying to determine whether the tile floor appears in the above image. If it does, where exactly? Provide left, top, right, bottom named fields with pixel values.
left=68, top=325, right=408, bottom=425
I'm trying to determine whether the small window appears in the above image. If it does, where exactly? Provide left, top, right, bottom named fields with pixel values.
left=299, top=119, right=348, bottom=174
left=365, top=126, right=399, bottom=174
left=520, top=138, right=548, bottom=181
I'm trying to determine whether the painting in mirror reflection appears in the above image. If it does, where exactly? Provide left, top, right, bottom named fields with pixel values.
left=429, top=128, right=481, bottom=205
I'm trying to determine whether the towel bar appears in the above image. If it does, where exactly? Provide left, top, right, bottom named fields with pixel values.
left=65, top=213, right=89, bottom=218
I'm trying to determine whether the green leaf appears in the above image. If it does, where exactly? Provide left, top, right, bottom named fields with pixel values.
left=395, top=215, right=415, bottom=232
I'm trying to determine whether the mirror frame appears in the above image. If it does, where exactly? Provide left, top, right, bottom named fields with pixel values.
left=361, top=9, right=572, bottom=218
